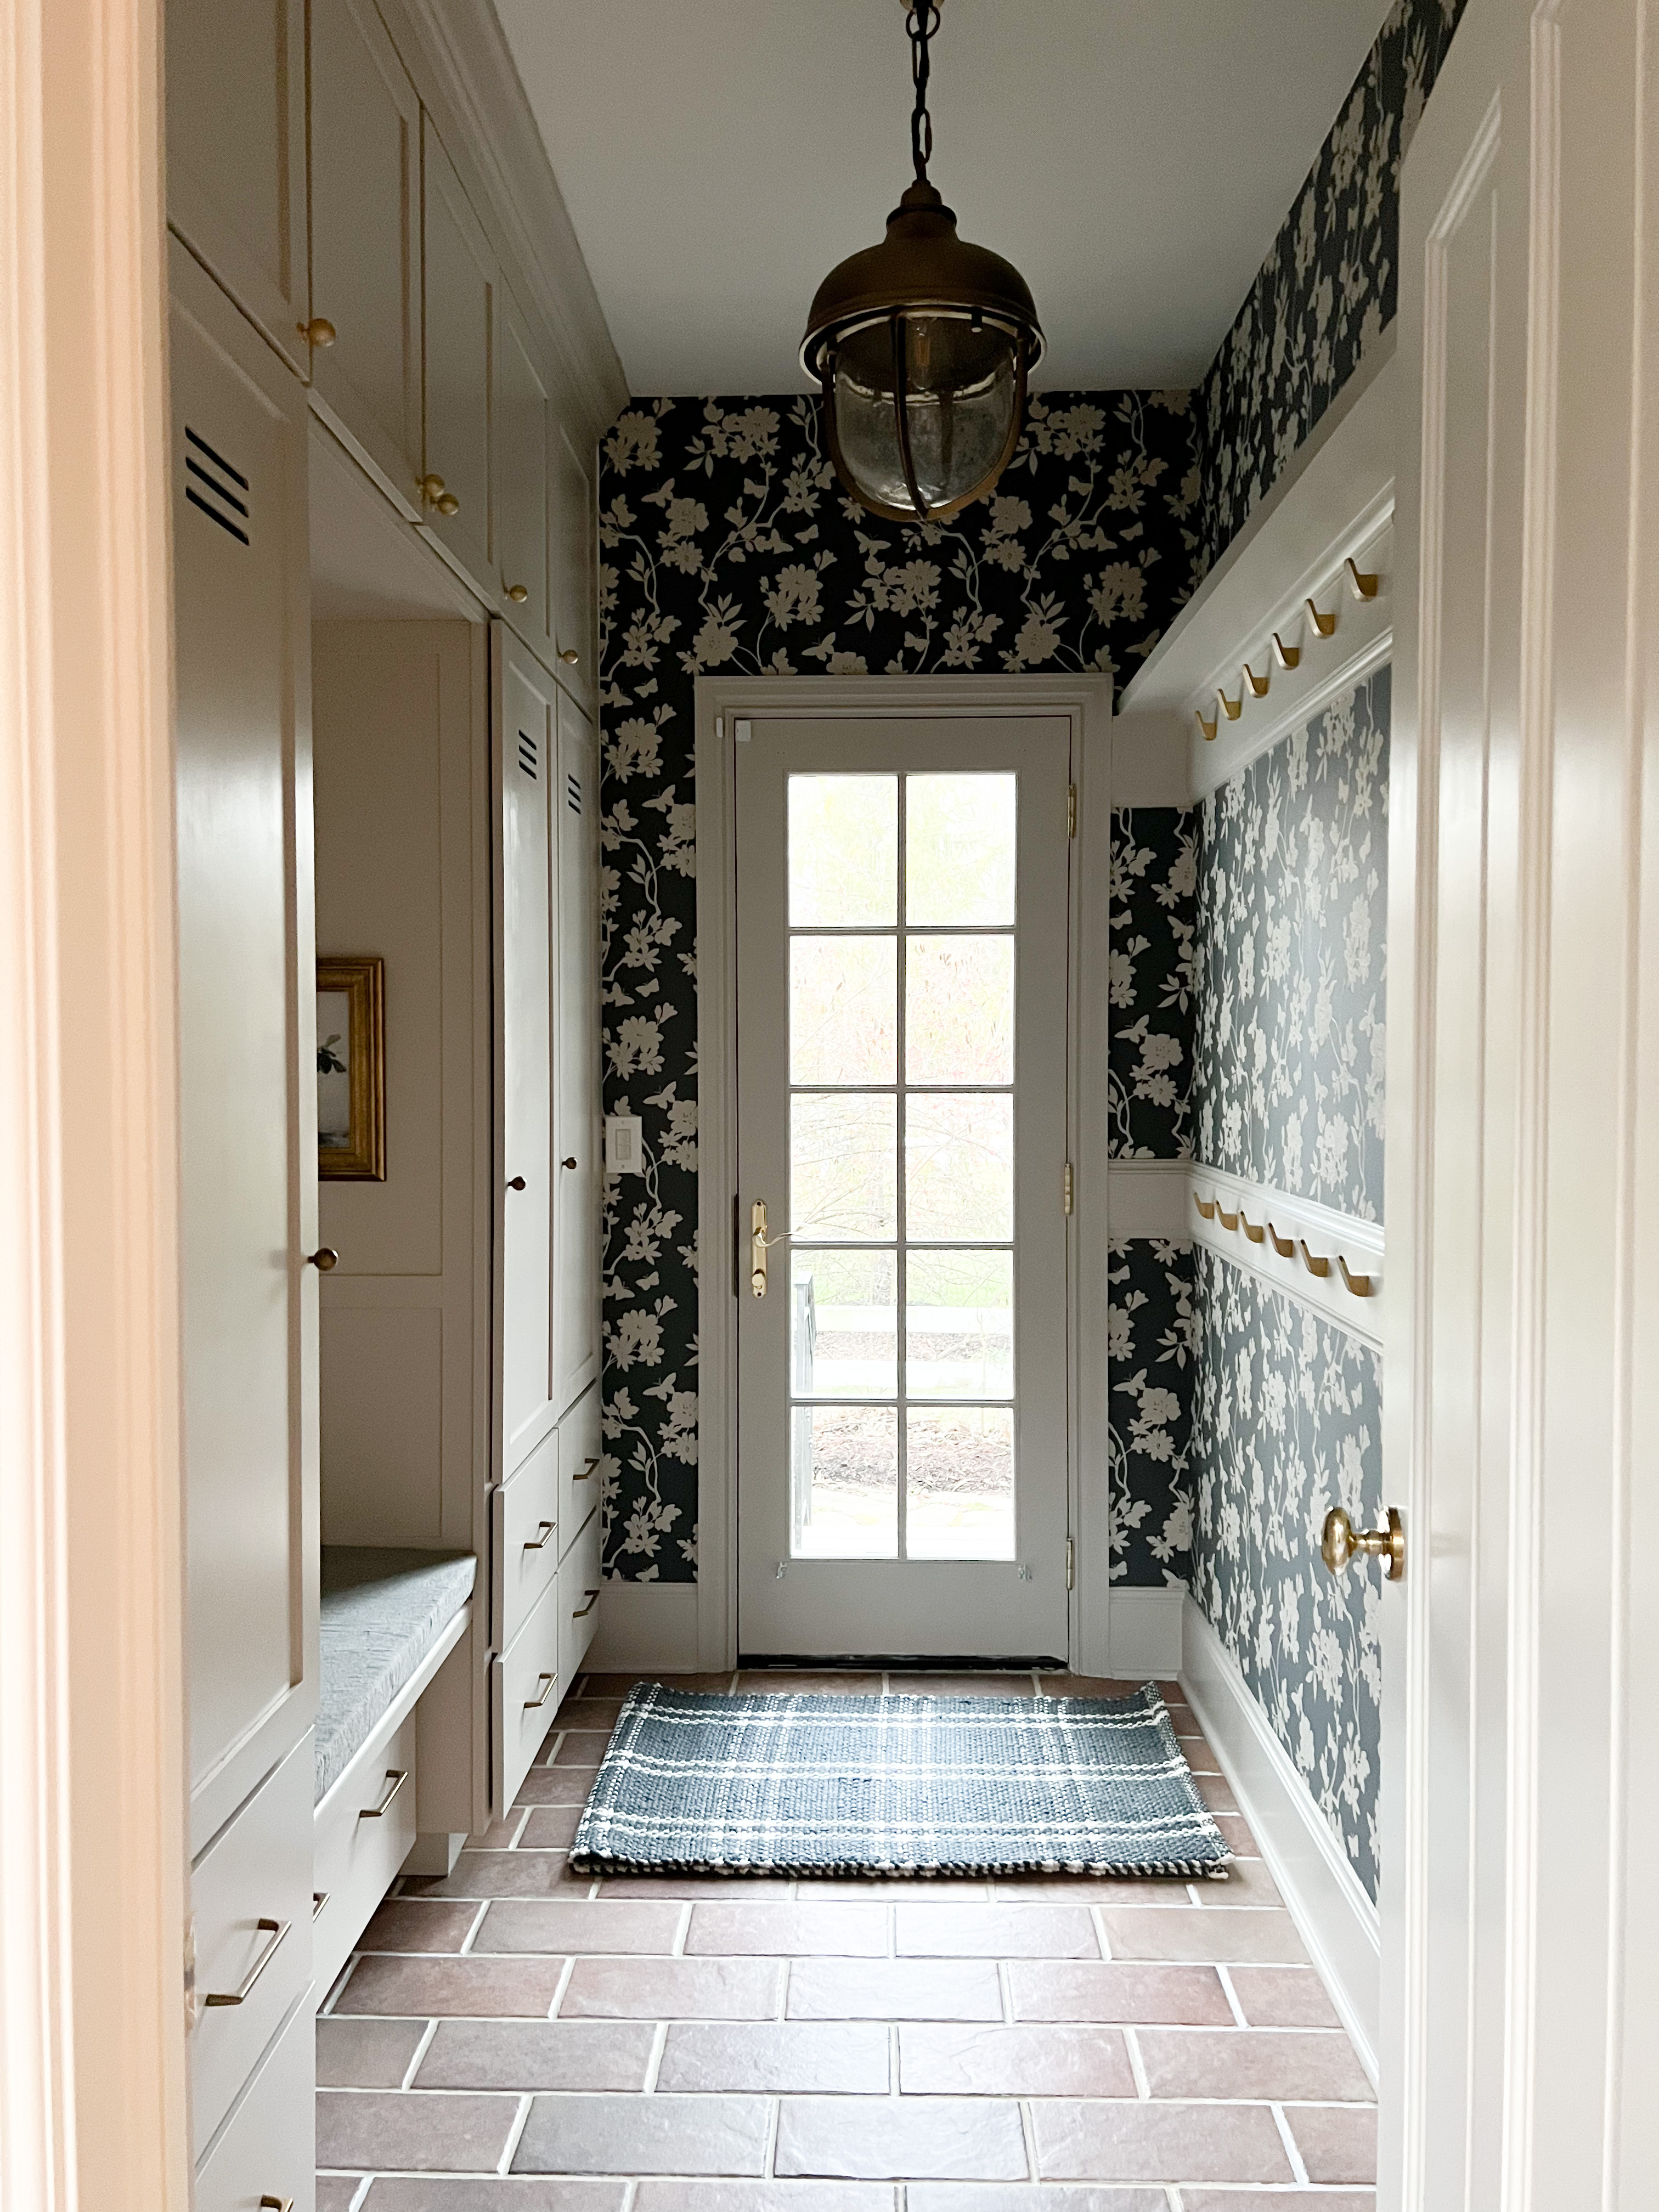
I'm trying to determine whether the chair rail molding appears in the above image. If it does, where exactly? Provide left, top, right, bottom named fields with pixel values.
left=0, top=0, right=190, bottom=2204
left=1186, top=1164, right=1385, bottom=1350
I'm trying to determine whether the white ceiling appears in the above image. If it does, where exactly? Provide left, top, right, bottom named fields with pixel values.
left=495, top=0, right=1392, bottom=396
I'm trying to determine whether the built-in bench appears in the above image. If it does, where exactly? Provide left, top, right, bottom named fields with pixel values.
left=312, top=1547, right=476, bottom=1997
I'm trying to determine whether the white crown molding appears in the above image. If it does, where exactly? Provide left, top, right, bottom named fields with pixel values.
left=1186, top=1164, right=1385, bottom=1351
left=383, top=0, right=628, bottom=442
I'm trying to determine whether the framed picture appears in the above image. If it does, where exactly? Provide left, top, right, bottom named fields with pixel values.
left=316, top=956, right=386, bottom=1180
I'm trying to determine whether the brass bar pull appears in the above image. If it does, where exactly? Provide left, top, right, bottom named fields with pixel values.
left=524, top=1671, right=556, bottom=1711
left=752, top=1200, right=770, bottom=1297
left=359, top=1769, right=408, bottom=1820
left=573, top=1455, right=599, bottom=1482
left=259, top=2198, right=296, bottom=2211
left=204, top=1917, right=289, bottom=2007
left=572, top=1588, right=600, bottom=1620
left=312, top=1892, right=329, bottom=1920
left=523, top=1519, right=555, bottom=1551
left=1322, top=1505, right=1404, bottom=1581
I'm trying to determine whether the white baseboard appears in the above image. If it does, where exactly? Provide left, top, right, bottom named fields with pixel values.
left=1180, top=1596, right=1380, bottom=2082
left=1105, top=1585, right=1185, bottom=1677
left=584, top=1579, right=701, bottom=1674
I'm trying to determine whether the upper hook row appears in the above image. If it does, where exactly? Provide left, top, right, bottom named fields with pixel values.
left=1196, top=557, right=1380, bottom=743
left=1193, top=1188, right=1375, bottom=1297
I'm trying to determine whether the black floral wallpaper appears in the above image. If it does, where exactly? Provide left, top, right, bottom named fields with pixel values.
left=1197, top=0, right=1468, bottom=568
left=599, top=392, right=1205, bottom=1580
left=1107, top=1238, right=1197, bottom=1587
left=1109, top=808, right=1197, bottom=1160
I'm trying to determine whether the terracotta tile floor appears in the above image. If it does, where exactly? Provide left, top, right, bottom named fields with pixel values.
left=315, top=1672, right=1377, bottom=2211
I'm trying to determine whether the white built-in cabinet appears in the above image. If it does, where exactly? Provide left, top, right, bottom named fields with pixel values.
left=499, top=285, right=557, bottom=667
left=421, top=114, right=499, bottom=588
left=555, top=696, right=602, bottom=1409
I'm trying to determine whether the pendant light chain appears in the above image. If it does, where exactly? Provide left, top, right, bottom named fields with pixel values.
left=909, top=4, right=939, bottom=183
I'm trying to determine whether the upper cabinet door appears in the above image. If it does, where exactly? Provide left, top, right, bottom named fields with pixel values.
left=421, top=115, right=497, bottom=591
left=308, top=0, right=422, bottom=515
left=497, top=286, right=555, bottom=665
left=551, top=417, right=597, bottom=710
left=553, top=694, right=601, bottom=1415
left=166, top=0, right=309, bottom=375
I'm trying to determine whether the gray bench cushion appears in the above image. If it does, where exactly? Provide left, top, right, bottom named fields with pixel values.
left=316, top=1546, right=476, bottom=1805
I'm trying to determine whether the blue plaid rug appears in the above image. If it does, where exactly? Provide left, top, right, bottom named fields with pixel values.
left=569, top=1681, right=1232, bottom=1879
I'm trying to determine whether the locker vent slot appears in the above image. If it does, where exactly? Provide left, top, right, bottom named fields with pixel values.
left=566, top=772, right=582, bottom=816
left=517, top=731, right=538, bottom=780
left=183, top=426, right=250, bottom=546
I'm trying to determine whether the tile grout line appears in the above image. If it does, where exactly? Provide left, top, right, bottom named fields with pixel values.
left=456, top=1900, right=490, bottom=1956
left=496, top=2092, right=533, bottom=2176
left=546, top=1952, right=577, bottom=2021
left=1017, top=2095, right=1040, bottom=2182
left=1216, top=1962, right=1251, bottom=2029
left=396, top=2015, right=441, bottom=2091
left=997, top=1957, right=1014, bottom=2025
left=889, top=2021, right=901, bottom=2097
left=1122, top=2022, right=1151, bottom=2100
left=346, top=2179, right=373, bottom=2212
left=761, top=2092, right=782, bottom=2180
left=641, top=2018, right=669, bottom=2094
left=671, top=1901, right=692, bottom=1956
left=1269, top=2100, right=1312, bottom=2183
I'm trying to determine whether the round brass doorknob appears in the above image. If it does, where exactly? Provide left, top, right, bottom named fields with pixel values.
left=436, top=492, right=460, bottom=516
left=298, top=317, right=336, bottom=348
left=558, top=648, right=579, bottom=667
left=1321, top=1505, right=1404, bottom=1581
left=306, top=1248, right=338, bottom=1272
left=506, top=584, right=529, bottom=604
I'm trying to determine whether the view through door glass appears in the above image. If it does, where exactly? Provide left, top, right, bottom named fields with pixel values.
left=736, top=718, right=1070, bottom=1660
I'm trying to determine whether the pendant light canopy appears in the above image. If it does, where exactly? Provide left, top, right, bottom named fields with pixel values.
left=801, top=3, right=1045, bottom=524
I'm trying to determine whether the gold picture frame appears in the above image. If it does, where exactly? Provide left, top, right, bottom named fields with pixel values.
left=316, top=956, right=386, bottom=1180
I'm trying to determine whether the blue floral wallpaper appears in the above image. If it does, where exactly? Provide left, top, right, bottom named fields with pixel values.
left=1189, top=1246, right=1384, bottom=1898
left=1197, top=0, right=1468, bottom=568
left=1109, top=809, right=1197, bottom=1160
left=600, top=392, right=1205, bottom=1579
left=1107, top=1238, right=1197, bottom=1587
left=1191, top=669, right=1390, bottom=1222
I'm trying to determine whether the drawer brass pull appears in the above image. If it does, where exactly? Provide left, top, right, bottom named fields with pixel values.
left=359, top=1769, right=408, bottom=1820
left=572, top=1588, right=600, bottom=1620
left=523, top=1519, right=555, bottom=1551
left=573, top=1455, right=598, bottom=1482
left=203, top=1916, right=289, bottom=2007
left=259, top=2198, right=295, bottom=2211
left=524, top=1671, right=556, bottom=1711
left=312, top=1891, right=329, bottom=1920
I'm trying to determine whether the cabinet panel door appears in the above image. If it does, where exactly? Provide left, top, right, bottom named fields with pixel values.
left=166, top=0, right=308, bottom=375
left=308, top=0, right=422, bottom=512
left=169, top=241, right=318, bottom=1854
left=554, top=695, right=601, bottom=1414
left=496, top=632, right=558, bottom=1476
left=422, top=115, right=496, bottom=589
left=551, top=415, right=597, bottom=709
left=498, top=286, right=555, bottom=664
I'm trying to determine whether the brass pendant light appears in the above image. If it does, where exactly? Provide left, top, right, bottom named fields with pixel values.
left=802, top=2, right=1045, bottom=524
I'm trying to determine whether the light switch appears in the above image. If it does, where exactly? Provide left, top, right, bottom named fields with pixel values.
left=605, top=1114, right=644, bottom=1175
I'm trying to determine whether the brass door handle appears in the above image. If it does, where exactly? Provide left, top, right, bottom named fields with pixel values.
left=418, top=474, right=460, bottom=517
left=203, top=1917, right=289, bottom=2007
left=307, top=1248, right=338, bottom=1271
left=298, top=317, right=336, bottom=348
left=1322, top=1506, right=1404, bottom=1582
left=523, top=1519, right=555, bottom=1551
left=358, top=1769, right=408, bottom=1820
left=572, top=1588, right=600, bottom=1619
left=524, top=1671, right=556, bottom=1711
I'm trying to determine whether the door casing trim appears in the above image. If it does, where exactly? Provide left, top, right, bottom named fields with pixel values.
left=692, top=672, right=1114, bottom=1672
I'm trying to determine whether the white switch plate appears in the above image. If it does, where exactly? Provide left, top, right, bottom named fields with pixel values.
left=605, top=1114, right=644, bottom=1175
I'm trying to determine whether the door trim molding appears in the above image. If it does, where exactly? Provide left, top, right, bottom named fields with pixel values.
left=693, top=673, right=1113, bottom=1672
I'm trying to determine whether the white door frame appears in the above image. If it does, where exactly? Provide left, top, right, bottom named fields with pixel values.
left=693, top=673, right=1113, bottom=1673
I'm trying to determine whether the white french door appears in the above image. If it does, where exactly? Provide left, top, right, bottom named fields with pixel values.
left=735, top=716, right=1072, bottom=1660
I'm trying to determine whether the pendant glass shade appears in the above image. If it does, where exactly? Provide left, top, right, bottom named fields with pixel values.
left=803, top=182, right=1043, bottom=524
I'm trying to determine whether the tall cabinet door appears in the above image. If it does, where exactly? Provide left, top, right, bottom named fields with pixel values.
left=497, top=285, right=555, bottom=665
left=554, top=695, right=601, bottom=1414
left=308, top=0, right=423, bottom=514
left=495, top=629, right=559, bottom=1477
left=168, top=240, right=319, bottom=1854
left=551, top=417, right=597, bottom=710
left=165, top=0, right=309, bottom=376
left=422, top=115, right=498, bottom=590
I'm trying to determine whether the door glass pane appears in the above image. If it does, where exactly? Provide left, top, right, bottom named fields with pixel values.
left=792, top=1091, right=898, bottom=1239
left=790, top=775, right=897, bottom=926
left=906, top=1249, right=1012, bottom=1398
left=792, top=1406, right=898, bottom=1558
left=906, top=1093, right=1014, bottom=1239
left=791, top=935, right=896, bottom=1084
left=792, top=1248, right=897, bottom=1397
left=905, top=1406, right=1014, bottom=1559
left=906, top=774, right=1016, bottom=925
left=906, top=935, right=1014, bottom=1085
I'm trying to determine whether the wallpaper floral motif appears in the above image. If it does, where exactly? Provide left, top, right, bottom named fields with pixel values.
left=1109, top=808, right=1197, bottom=1159
left=1191, top=669, right=1390, bottom=1222
left=1197, top=0, right=1468, bottom=568
left=1189, top=1246, right=1384, bottom=1898
left=1107, top=1238, right=1196, bottom=1587
left=599, top=392, right=1205, bottom=1580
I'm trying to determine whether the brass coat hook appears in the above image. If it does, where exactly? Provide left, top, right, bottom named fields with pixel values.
left=1345, top=556, right=1380, bottom=600
left=1300, top=1240, right=1331, bottom=1279
left=1193, top=1192, right=1217, bottom=1221
left=1238, top=1209, right=1266, bottom=1244
left=1195, top=707, right=1217, bottom=742
left=1243, top=661, right=1270, bottom=698
left=1272, top=631, right=1301, bottom=669
left=1338, top=1254, right=1375, bottom=1297
left=1266, top=1221, right=1295, bottom=1257
left=1217, top=685, right=1243, bottom=721
left=1216, top=1204, right=1240, bottom=1232
left=1305, top=597, right=1337, bottom=639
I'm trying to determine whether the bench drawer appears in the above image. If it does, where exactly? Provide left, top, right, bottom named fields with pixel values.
left=493, top=1424, right=558, bottom=1651
left=493, top=1569, right=560, bottom=1814
left=191, top=1731, right=313, bottom=2159
left=312, top=1706, right=418, bottom=1998
left=557, top=1382, right=600, bottom=1562
left=558, top=1504, right=602, bottom=1691
left=195, top=1987, right=314, bottom=2210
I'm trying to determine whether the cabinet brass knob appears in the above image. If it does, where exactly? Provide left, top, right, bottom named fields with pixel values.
left=306, top=1247, right=338, bottom=1272
left=436, top=492, right=460, bottom=517
left=298, top=317, right=336, bottom=348
left=561, top=1156, right=577, bottom=1170
left=559, top=647, right=579, bottom=667
left=1321, top=1505, right=1404, bottom=1581
left=417, top=473, right=447, bottom=510
left=506, top=1175, right=527, bottom=1192
left=506, top=584, right=529, bottom=604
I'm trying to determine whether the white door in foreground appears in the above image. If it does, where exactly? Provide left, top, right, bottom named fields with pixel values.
left=735, top=717, right=1072, bottom=1660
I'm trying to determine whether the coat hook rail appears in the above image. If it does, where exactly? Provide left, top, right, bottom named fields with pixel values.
left=1305, top=596, right=1337, bottom=639
left=1217, top=685, right=1242, bottom=721
left=1243, top=661, right=1269, bottom=698
left=1345, top=555, right=1380, bottom=600
left=1195, top=707, right=1217, bottom=741
left=1197, top=1192, right=1378, bottom=1297
left=1272, top=630, right=1300, bottom=669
